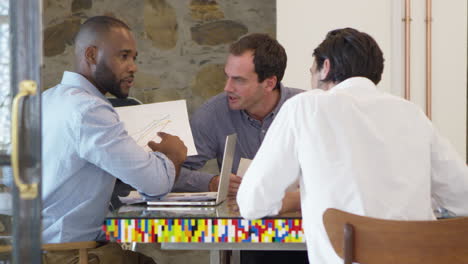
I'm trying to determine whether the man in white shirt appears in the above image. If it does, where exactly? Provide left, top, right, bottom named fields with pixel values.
left=237, top=27, right=468, bottom=264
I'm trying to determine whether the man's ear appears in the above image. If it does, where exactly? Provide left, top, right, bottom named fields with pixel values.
left=319, top=58, right=331, bottom=81
left=84, top=46, right=98, bottom=65
left=263, top=75, right=278, bottom=92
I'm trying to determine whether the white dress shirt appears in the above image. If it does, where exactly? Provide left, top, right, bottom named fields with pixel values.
left=42, top=71, right=175, bottom=243
left=237, top=77, right=468, bottom=264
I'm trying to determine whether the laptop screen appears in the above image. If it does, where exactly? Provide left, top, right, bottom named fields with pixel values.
left=215, top=133, right=237, bottom=204
left=146, top=133, right=237, bottom=206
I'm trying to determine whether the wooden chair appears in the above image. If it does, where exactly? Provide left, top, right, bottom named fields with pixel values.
left=323, top=208, right=468, bottom=264
left=0, top=241, right=98, bottom=264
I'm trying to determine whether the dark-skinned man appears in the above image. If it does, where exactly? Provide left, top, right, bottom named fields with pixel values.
left=42, top=16, right=187, bottom=264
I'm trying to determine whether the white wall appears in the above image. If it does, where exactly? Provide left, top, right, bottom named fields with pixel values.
left=277, top=0, right=467, bottom=160
left=277, top=0, right=393, bottom=92
left=431, top=0, right=467, bottom=161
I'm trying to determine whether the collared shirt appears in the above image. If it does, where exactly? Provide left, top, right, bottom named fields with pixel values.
left=174, top=84, right=303, bottom=192
left=42, top=71, right=175, bottom=243
left=237, top=77, right=468, bottom=264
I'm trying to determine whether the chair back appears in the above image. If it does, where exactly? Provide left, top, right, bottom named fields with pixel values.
left=108, top=96, right=143, bottom=209
left=323, top=208, right=468, bottom=264
left=107, top=96, right=143, bottom=107
left=0, top=241, right=98, bottom=264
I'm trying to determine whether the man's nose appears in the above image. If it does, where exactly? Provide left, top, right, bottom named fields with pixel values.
left=224, top=78, right=233, bottom=92
left=129, top=60, right=138, bottom=74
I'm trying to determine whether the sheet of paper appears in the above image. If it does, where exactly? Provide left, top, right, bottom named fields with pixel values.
left=237, top=158, right=252, bottom=177
left=115, top=99, right=197, bottom=155
left=117, top=205, right=147, bottom=213
left=118, top=190, right=145, bottom=204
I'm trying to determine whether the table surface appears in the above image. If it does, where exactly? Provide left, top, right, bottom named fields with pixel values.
left=104, top=197, right=306, bottom=244
left=107, top=196, right=302, bottom=219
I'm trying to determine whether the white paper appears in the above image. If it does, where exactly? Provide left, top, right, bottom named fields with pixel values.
left=115, top=100, right=197, bottom=155
left=118, top=190, right=145, bottom=204
left=237, top=158, right=252, bottom=177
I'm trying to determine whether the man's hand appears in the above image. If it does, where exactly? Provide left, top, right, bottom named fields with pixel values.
left=279, top=190, right=301, bottom=214
left=148, top=132, right=187, bottom=180
left=208, top=173, right=242, bottom=196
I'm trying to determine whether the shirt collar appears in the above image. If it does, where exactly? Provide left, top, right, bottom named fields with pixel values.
left=241, top=82, right=289, bottom=121
left=329, top=77, right=377, bottom=93
left=60, top=71, right=111, bottom=103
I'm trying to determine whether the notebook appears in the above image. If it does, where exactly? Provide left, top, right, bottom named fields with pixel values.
left=147, top=133, right=237, bottom=206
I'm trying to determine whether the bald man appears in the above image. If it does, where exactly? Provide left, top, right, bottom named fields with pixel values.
left=42, top=16, right=186, bottom=263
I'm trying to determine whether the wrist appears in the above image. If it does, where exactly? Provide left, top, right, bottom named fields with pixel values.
left=208, top=175, right=220, bottom=191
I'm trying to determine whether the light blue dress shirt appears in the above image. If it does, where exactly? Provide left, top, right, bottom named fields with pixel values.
left=42, top=71, right=175, bottom=243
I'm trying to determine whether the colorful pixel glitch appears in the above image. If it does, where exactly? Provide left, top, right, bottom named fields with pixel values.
left=104, top=218, right=305, bottom=243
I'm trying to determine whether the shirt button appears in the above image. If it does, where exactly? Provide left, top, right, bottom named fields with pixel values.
left=262, top=130, right=266, bottom=133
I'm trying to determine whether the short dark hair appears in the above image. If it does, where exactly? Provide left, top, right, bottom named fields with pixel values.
left=75, top=16, right=131, bottom=43
left=313, top=28, right=384, bottom=85
left=229, top=33, right=287, bottom=89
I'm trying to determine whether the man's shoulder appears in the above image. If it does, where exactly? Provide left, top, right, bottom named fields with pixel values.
left=194, top=92, right=229, bottom=117
left=44, top=83, right=89, bottom=101
left=283, top=86, right=305, bottom=94
left=201, top=92, right=228, bottom=109
left=281, top=89, right=323, bottom=109
left=282, top=86, right=306, bottom=100
left=43, top=84, right=112, bottom=115
left=191, top=92, right=231, bottom=129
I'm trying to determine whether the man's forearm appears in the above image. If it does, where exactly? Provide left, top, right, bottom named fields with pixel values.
left=172, top=167, right=215, bottom=192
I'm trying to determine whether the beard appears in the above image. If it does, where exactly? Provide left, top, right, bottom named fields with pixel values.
left=94, top=60, right=128, bottom=99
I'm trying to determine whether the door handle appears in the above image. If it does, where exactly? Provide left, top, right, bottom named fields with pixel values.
left=11, top=80, right=38, bottom=200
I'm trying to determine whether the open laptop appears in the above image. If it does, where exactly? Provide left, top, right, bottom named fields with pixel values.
left=147, top=133, right=237, bottom=206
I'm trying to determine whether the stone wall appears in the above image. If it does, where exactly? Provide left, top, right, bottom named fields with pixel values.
left=42, top=0, right=276, bottom=115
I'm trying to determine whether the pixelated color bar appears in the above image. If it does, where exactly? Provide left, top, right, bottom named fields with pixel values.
left=103, top=219, right=304, bottom=243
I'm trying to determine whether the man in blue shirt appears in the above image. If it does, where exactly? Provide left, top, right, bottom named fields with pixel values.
left=175, top=34, right=303, bottom=196
left=173, top=33, right=307, bottom=264
left=42, top=16, right=187, bottom=263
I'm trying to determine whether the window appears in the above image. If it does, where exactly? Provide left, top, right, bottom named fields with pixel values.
left=0, top=0, right=9, bottom=152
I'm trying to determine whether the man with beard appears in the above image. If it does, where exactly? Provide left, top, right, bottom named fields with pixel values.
left=172, top=33, right=308, bottom=264
left=41, top=16, right=187, bottom=263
